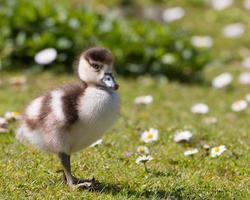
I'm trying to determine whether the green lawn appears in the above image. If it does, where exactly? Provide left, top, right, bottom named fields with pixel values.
left=0, top=72, right=249, bottom=199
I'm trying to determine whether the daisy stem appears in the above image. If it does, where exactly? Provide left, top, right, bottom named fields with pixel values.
left=143, top=163, right=149, bottom=173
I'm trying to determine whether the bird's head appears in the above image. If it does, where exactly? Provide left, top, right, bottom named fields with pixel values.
left=77, top=47, right=119, bottom=90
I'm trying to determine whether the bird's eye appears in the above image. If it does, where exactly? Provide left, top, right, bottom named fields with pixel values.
left=91, top=63, right=102, bottom=70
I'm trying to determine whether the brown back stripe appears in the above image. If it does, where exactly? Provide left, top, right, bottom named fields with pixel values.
left=25, top=93, right=51, bottom=130
left=61, top=82, right=87, bottom=127
left=39, top=93, right=52, bottom=122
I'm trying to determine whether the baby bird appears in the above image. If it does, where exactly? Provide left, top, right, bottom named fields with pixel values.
left=16, top=47, right=120, bottom=187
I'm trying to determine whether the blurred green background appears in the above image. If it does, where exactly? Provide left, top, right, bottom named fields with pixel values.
left=0, top=0, right=214, bottom=81
left=1, top=0, right=249, bottom=82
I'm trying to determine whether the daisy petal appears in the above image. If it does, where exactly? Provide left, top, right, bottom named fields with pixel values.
left=231, top=100, right=247, bottom=112
left=174, top=130, right=193, bottom=143
left=136, top=155, right=153, bottom=164
left=212, top=73, right=232, bottom=89
left=184, top=148, right=199, bottom=156
left=35, top=48, right=57, bottom=65
left=191, top=103, right=209, bottom=114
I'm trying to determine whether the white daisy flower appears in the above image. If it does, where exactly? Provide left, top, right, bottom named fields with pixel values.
left=174, top=130, right=193, bottom=143
left=191, top=36, right=213, bottom=48
left=136, top=155, right=153, bottom=164
left=162, top=7, right=185, bottom=23
left=203, top=117, right=218, bottom=125
left=0, top=117, right=8, bottom=128
left=191, top=103, right=209, bottom=114
left=231, top=100, right=248, bottom=112
left=136, top=146, right=150, bottom=155
left=210, top=145, right=227, bottom=157
left=223, top=23, right=245, bottom=38
left=245, top=93, right=250, bottom=102
left=4, top=111, right=21, bottom=121
left=134, top=95, right=153, bottom=105
left=89, top=139, right=103, bottom=147
left=243, top=0, right=250, bottom=10
left=238, top=72, right=250, bottom=85
left=9, top=76, right=27, bottom=86
left=34, top=48, right=57, bottom=65
left=141, top=128, right=159, bottom=143
left=212, top=73, right=232, bottom=89
left=210, top=0, right=233, bottom=10
left=241, top=57, right=250, bottom=68
left=184, top=148, right=199, bottom=156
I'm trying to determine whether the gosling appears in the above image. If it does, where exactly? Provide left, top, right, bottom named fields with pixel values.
left=16, top=47, right=120, bottom=187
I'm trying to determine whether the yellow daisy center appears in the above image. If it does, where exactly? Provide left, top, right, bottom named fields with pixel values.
left=146, top=133, right=154, bottom=140
left=214, top=147, right=220, bottom=153
left=12, top=112, right=20, bottom=117
left=138, top=148, right=144, bottom=153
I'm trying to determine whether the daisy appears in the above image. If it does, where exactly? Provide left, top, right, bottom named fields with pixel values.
left=238, top=72, right=250, bottom=85
left=134, top=95, right=153, bottom=105
left=184, top=148, right=199, bottom=156
left=141, top=128, right=159, bottom=143
left=241, top=57, right=250, bottom=68
left=191, top=103, right=209, bottom=114
left=245, top=93, right=250, bottom=102
left=231, top=100, right=248, bottom=112
left=9, top=76, right=27, bottom=86
left=136, top=155, right=153, bottom=164
left=212, top=73, right=232, bottom=89
left=0, top=117, right=8, bottom=128
left=223, top=23, right=245, bottom=38
left=174, top=130, right=192, bottom=143
left=136, top=146, right=150, bottom=155
left=162, top=7, right=185, bottom=23
left=210, top=0, right=233, bottom=10
left=4, top=111, right=21, bottom=121
left=89, top=139, right=103, bottom=147
left=34, top=48, right=57, bottom=65
left=210, top=145, right=227, bottom=157
left=191, top=36, right=213, bottom=48
left=243, top=0, right=250, bottom=10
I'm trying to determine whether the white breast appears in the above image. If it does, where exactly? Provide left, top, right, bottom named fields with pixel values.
left=68, top=86, right=120, bottom=152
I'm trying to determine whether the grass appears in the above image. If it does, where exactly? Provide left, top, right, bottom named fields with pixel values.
left=0, top=71, right=249, bottom=199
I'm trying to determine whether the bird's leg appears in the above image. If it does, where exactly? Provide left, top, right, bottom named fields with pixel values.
left=58, top=152, right=96, bottom=188
left=58, top=152, right=75, bottom=185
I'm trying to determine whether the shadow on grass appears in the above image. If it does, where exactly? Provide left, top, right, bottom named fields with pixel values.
left=90, top=181, right=184, bottom=199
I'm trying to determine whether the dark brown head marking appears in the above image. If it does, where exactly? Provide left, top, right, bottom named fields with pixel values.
left=83, top=47, right=113, bottom=65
